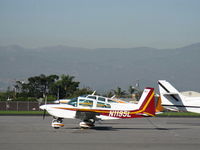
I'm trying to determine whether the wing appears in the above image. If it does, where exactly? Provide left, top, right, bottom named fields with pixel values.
left=75, top=111, right=100, bottom=121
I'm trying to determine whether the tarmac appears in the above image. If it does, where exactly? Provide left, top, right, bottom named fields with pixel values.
left=0, top=116, right=200, bottom=150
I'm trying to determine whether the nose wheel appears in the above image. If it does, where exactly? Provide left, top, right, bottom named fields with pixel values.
left=51, top=118, right=64, bottom=129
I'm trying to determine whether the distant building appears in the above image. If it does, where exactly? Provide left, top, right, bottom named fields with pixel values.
left=181, top=91, right=200, bottom=97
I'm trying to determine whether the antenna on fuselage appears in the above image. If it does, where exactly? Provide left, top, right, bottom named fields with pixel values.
left=111, top=95, right=116, bottom=99
left=91, top=91, right=96, bottom=95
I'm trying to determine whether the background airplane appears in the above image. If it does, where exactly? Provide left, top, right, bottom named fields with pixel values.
left=158, top=80, right=200, bottom=114
left=40, top=87, right=156, bottom=129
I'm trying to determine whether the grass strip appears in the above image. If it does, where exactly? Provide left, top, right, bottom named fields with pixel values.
left=0, top=111, right=44, bottom=115
left=157, top=111, right=200, bottom=117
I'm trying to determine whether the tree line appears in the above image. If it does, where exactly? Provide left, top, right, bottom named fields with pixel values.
left=0, top=74, right=142, bottom=101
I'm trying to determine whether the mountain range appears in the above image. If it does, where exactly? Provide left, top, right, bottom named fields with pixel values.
left=0, top=43, right=200, bottom=92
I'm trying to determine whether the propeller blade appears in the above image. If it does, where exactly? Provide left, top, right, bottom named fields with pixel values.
left=43, top=109, right=46, bottom=120
left=42, top=94, right=47, bottom=120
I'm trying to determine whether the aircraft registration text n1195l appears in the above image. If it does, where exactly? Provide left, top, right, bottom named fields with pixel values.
left=109, top=110, right=131, bottom=117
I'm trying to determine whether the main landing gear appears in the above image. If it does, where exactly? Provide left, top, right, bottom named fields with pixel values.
left=51, top=118, right=96, bottom=129
left=51, top=118, right=64, bottom=129
left=79, top=119, right=95, bottom=129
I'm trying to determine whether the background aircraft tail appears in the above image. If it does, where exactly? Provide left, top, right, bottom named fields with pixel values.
left=158, top=80, right=180, bottom=95
left=137, top=87, right=155, bottom=116
left=158, top=80, right=184, bottom=111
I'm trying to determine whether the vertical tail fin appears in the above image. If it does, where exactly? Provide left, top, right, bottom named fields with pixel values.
left=158, top=80, right=182, bottom=102
left=158, top=80, right=180, bottom=95
left=137, top=87, right=155, bottom=116
left=158, top=80, right=185, bottom=111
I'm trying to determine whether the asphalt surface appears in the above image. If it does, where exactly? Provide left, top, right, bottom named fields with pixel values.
left=0, top=116, right=200, bottom=150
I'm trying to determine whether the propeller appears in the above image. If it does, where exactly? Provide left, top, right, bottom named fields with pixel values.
left=43, top=109, right=47, bottom=120
left=42, top=94, right=47, bottom=120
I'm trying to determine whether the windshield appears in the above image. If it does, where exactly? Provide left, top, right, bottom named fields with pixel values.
left=70, top=97, right=78, bottom=101
left=68, top=99, right=77, bottom=107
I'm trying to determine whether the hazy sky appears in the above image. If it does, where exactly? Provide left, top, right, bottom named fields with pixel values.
left=0, top=0, right=200, bottom=49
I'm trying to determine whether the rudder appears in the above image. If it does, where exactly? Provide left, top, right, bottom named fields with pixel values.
left=137, top=87, right=155, bottom=116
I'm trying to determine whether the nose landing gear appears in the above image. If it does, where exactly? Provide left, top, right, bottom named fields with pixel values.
left=51, top=118, right=64, bottom=129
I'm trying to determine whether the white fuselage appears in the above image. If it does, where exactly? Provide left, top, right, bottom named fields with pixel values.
left=40, top=102, right=138, bottom=120
left=158, top=80, right=200, bottom=114
left=162, top=95, right=200, bottom=113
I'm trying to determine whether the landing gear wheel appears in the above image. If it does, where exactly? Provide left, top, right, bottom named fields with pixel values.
left=54, top=127, right=60, bottom=129
left=51, top=118, right=64, bottom=129
left=79, top=120, right=95, bottom=129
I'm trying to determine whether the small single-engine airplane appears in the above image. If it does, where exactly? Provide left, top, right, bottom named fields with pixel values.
left=40, top=87, right=156, bottom=129
left=158, top=80, right=200, bottom=114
